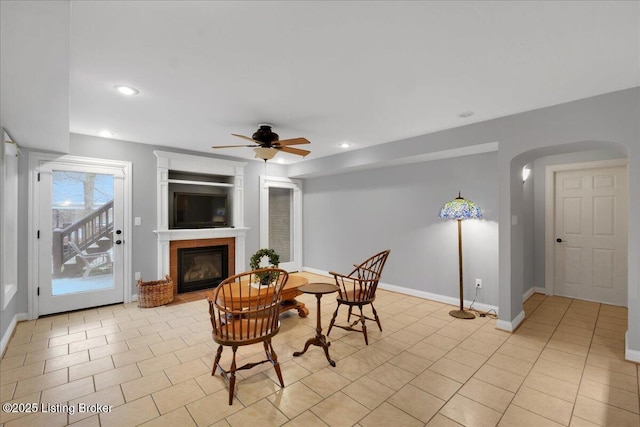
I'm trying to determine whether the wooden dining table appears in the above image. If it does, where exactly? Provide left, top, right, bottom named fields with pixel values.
left=207, top=273, right=310, bottom=317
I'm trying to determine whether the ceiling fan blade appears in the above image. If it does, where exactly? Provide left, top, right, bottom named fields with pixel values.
left=276, top=137, right=311, bottom=146
left=212, top=144, right=255, bottom=149
left=279, top=146, right=311, bottom=157
left=231, top=133, right=260, bottom=143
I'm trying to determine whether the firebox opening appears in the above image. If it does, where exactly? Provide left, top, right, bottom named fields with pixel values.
left=177, top=245, right=229, bottom=293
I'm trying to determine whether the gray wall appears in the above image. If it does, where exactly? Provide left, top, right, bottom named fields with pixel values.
left=8, top=134, right=288, bottom=323
left=303, top=152, right=499, bottom=306
left=522, top=162, right=535, bottom=295
left=4, top=89, right=640, bottom=357
left=66, top=134, right=288, bottom=280
left=295, top=87, right=639, bottom=348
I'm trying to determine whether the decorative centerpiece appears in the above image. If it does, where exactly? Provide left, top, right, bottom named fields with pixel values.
left=249, top=248, right=280, bottom=286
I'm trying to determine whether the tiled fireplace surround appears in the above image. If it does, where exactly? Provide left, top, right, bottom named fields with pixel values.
left=169, top=237, right=235, bottom=294
left=153, top=151, right=248, bottom=294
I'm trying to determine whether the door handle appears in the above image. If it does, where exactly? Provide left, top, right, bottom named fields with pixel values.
left=556, top=238, right=563, bottom=243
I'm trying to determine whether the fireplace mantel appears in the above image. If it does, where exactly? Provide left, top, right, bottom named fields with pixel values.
left=155, top=227, right=248, bottom=242
left=153, top=151, right=248, bottom=279
left=154, top=228, right=247, bottom=283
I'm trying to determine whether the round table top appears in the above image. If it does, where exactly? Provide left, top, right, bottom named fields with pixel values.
left=208, top=274, right=309, bottom=304
left=297, top=283, right=339, bottom=295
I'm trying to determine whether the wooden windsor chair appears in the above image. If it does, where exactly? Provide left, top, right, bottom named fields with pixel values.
left=327, top=249, right=390, bottom=345
left=206, top=268, right=288, bottom=404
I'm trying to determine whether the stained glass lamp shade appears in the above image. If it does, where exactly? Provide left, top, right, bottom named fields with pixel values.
left=438, top=192, right=482, bottom=319
left=438, top=193, right=482, bottom=220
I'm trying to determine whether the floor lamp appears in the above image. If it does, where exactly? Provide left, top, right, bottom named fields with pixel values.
left=438, top=192, right=482, bottom=319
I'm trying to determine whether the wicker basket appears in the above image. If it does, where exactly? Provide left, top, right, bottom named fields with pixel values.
left=137, top=275, right=174, bottom=308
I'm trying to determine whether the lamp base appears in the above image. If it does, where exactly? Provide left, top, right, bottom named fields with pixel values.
left=449, top=309, right=475, bottom=319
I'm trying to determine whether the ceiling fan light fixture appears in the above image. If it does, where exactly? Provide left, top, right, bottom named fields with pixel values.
left=254, top=147, right=278, bottom=160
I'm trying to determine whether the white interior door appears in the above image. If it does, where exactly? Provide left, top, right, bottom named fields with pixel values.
left=554, top=166, right=628, bottom=306
left=260, top=176, right=302, bottom=272
left=34, top=158, right=130, bottom=316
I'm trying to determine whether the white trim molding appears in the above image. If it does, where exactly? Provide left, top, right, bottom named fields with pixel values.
left=2, top=136, right=19, bottom=310
left=0, top=313, right=28, bottom=357
left=625, top=332, right=640, bottom=363
left=496, top=310, right=525, bottom=332
left=260, top=175, right=303, bottom=272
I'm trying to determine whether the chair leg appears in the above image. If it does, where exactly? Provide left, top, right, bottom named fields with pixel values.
left=212, top=344, right=223, bottom=376
left=265, top=340, right=284, bottom=388
left=371, top=303, right=382, bottom=331
left=359, top=306, right=368, bottom=345
left=347, top=306, right=353, bottom=322
left=327, top=302, right=341, bottom=336
left=228, top=346, right=238, bottom=405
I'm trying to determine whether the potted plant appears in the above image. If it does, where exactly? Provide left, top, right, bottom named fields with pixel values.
left=250, top=248, right=280, bottom=285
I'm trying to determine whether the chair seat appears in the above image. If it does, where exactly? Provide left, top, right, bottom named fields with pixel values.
left=338, top=289, right=374, bottom=304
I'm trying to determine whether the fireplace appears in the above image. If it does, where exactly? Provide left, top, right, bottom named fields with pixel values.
left=177, top=245, right=228, bottom=293
left=169, top=237, right=236, bottom=294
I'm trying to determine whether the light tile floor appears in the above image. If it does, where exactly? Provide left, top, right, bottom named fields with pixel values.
left=1, top=272, right=639, bottom=426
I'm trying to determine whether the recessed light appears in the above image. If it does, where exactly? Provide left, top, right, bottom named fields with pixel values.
left=114, top=85, right=140, bottom=96
left=99, top=130, right=114, bottom=138
left=458, top=111, right=474, bottom=118
left=339, top=143, right=351, bottom=148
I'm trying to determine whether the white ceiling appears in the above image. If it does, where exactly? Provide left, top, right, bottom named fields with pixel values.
left=5, top=1, right=640, bottom=163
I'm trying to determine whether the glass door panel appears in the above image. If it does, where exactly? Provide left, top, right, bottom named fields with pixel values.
left=51, top=171, right=115, bottom=295
left=268, top=187, right=293, bottom=263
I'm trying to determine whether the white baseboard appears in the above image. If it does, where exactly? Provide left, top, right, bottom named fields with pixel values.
left=302, top=266, right=499, bottom=314
left=1, top=312, right=28, bottom=357
left=301, top=266, right=332, bottom=277
left=625, top=332, right=640, bottom=363
left=131, top=294, right=138, bottom=302
left=496, top=310, right=525, bottom=332
left=523, top=286, right=547, bottom=302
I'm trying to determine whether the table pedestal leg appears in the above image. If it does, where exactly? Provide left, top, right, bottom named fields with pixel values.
left=293, top=293, right=335, bottom=367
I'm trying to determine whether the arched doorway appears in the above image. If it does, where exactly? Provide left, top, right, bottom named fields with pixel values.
left=508, top=141, right=629, bottom=314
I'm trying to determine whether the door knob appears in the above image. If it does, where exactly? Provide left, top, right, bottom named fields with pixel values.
left=556, top=238, right=563, bottom=243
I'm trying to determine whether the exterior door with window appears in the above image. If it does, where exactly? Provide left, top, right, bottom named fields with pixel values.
left=554, top=166, right=628, bottom=306
left=35, top=159, right=129, bottom=316
left=260, top=176, right=302, bottom=272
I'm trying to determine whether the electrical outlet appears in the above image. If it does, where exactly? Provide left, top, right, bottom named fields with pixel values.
left=135, top=272, right=141, bottom=281
left=475, top=278, right=482, bottom=288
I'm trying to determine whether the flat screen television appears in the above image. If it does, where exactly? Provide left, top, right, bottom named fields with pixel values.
left=172, top=192, right=228, bottom=228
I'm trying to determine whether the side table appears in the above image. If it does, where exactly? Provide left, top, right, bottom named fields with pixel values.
left=293, top=283, right=339, bottom=367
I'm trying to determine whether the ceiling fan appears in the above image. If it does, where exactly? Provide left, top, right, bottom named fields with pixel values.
left=212, top=124, right=311, bottom=160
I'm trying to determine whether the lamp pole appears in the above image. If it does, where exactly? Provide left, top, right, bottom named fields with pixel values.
left=438, top=192, right=480, bottom=319
left=457, top=219, right=464, bottom=312
left=450, top=217, right=475, bottom=319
